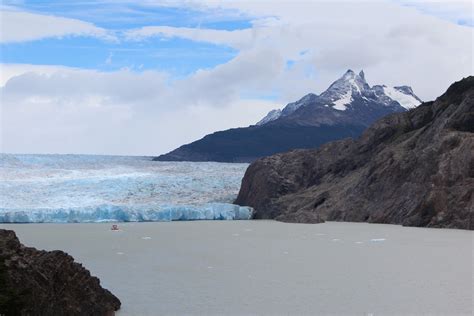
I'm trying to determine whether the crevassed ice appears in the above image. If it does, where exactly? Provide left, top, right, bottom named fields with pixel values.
left=0, top=203, right=253, bottom=223
left=0, top=154, right=252, bottom=223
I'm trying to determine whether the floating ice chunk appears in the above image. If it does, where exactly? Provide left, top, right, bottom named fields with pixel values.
left=232, top=233, right=240, bottom=237
left=370, top=238, right=386, bottom=242
left=116, top=252, right=124, bottom=255
left=332, top=238, right=341, bottom=242
left=141, top=237, right=151, bottom=240
left=316, top=233, right=326, bottom=236
left=355, top=241, right=364, bottom=244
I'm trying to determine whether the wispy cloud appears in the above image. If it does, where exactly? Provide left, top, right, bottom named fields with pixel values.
left=395, top=0, right=473, bottom=27
left=124, top=25, right=256, bottom=50
left=0, top=6, right=117, bottom=43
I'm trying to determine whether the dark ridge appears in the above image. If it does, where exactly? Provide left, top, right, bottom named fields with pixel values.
left=154, top=124, right=366, bottom=163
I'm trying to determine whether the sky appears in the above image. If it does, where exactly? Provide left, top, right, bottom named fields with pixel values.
left=0, top=0, right=472, bottom=156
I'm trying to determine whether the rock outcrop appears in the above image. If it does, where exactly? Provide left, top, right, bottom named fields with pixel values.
left=235, top=77, right=474, bottom=229
left=0, top=229, right=121, bottom=315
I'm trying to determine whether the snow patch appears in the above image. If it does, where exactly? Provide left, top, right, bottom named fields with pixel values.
left=383, top=86, right=421, bottom=109
left=332, top=90, right=352, bottom=111
left=256, top=109, right=282, bottom=125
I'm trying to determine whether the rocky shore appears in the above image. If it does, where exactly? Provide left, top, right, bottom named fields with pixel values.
left=236, top=77, right=474, bottom=229
left=0, top=229, right=121, bottom=315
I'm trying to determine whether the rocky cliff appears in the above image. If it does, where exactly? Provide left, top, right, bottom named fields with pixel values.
left=0, top=229, right=121, bottom=315
left=235, top=77, right=474, bottom=229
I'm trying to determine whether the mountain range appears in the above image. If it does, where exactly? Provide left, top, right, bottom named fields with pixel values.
left=155, top=70, right=421, bottom=163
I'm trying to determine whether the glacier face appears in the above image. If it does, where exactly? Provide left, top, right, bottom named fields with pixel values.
left=0, top=154, right=252, bottom=223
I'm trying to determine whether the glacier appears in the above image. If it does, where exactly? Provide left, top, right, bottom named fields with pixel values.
left=0, top=203, right=253, bottom=223
left=0, top=154, right=252, bottom=223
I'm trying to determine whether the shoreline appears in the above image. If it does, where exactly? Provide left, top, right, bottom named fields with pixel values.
left=2, top=219, right=473, bottom=232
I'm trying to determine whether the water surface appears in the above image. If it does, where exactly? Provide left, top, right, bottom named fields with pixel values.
left=3, top=221, right=473, bottom=315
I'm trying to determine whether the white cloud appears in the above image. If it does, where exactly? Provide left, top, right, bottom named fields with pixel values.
left=396, top=1, right=473, bottom=26
left=0, top=64, right=83, bottom=86
left=125, top=26, right=256, bottom=50
left=129, top=0, right=472, bottom=101
left=0, top=7, right=116, bottom=43
left=1, top=0, right=473, bottom=155
left=0, top=66, right=278, bottom=155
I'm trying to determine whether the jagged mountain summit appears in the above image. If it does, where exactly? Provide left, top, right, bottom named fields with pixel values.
left=235, top=76, right=474, bottom=229
left=155, top=70, right=422, bottom=163
left=257, top=69, right=421, bottom=125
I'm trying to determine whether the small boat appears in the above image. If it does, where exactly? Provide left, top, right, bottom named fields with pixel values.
left=111, top=224, right=119, bottom=231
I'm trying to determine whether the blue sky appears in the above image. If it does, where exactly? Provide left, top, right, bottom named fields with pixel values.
left=1, top=1, right=471, bottom=75
left=6, top=0, right=254, bottom=29
left=1, top=0, right=472, bottom=155
left=0, top=0, right=255, bottom=75
left=1, top=36, right=238, bottom=75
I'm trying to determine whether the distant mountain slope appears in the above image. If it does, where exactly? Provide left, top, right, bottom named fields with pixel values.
left=155, top=70, right=421, bottom=163
left=235, top=76, right=474, bottom=229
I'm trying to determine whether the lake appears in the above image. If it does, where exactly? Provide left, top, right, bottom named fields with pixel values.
left=3, top=221, right=472, bottom=315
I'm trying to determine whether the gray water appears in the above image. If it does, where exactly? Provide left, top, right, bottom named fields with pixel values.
left=2, top=221, right=473, bottom=315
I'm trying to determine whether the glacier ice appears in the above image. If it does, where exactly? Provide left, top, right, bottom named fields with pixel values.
left=0, top=154, right=252, bottom=223
left=0, top=203, right=253, bottom=223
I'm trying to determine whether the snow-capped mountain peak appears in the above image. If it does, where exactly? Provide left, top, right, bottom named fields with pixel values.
left=317, top=69, right=375, bottom=111
left=256, top=109, right=282, bottom=125
left=256, top=93, right=317, bottom=125
left=256, top=70, right=422, bottom=125
left=320, top=69, right=370, bottom=109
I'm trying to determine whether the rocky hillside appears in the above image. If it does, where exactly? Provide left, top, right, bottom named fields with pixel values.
left=0, top=229, right=121, bottom=315
left=235, top=77, right=474, bottom=229
left=155, top=70, right=420, bottom=162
